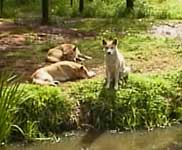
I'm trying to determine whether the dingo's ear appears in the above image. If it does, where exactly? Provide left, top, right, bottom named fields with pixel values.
left=73, top=46, right=77, bottom=51
left=102, top=39, right=107, bottom=46
left=112, top=39, right=117, bottom=46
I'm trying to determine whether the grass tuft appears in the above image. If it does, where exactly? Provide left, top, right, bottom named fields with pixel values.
left=0, top=72, right=27, bottom=143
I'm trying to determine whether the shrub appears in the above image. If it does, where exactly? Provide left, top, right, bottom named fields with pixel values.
left=2, top=71, right=182, bottom=141
left=14, top=84, right=77, bottom=140
left=164, top=70, right=182, bottom=122
left=68, top=72, right=182, bottom=130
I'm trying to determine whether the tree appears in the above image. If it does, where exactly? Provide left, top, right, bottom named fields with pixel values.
left=41, top=0, right=49, bottom=25
left=16, top=0, right=26, bottom=4
left=0, top=0, right=3, bottom=18
left=126, top=0, right=134, bottom=10
left=79, top=0, right=84, bottom=13
left=70, top=0, right=73, bottom=7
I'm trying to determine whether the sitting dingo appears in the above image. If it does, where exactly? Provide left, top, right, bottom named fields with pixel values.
left=46, top=43, right=92, bottom=63
left=31, top=61, right=96, bottom=86
left=103, top=39, right=130, bottom=90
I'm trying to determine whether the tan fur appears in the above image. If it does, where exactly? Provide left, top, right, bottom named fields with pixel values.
left=46, top=43, right=92, bottom=63
left=31, top=61, right=96, bottom=86
left=103, top=39, right=130, bottom=90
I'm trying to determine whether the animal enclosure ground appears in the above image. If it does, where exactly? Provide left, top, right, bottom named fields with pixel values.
left=0, top=18, right=182, bottom=82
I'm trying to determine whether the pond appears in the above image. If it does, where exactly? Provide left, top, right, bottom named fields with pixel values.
left=2, top=126, right=182, bottom=150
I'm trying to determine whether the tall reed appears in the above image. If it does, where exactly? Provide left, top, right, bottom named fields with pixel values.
left=0, top=72, right=27, bottom=144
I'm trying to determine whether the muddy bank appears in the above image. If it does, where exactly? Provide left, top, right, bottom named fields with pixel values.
left=2, top=126, right=182, bottom=150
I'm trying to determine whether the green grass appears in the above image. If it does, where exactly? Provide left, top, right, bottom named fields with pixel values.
left=13, top=84, right=77, bottom=140
left=8, top=70, right=182, bottom=142
left=67, top=71, right=182, bottom=130
left=0, top=0, right=182, bottom=144
left=1, top=18, right=182, bottom=75
left=146, top=0, right=182, bottom=19
left=72, top=19, right=182, bottom=72
left=61, top=18, right=153, bottom=33
left=1, top=70, right=182, bottom=143
left=0, top=72, right=27, bottom=143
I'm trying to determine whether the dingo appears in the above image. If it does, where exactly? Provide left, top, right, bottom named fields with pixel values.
left=31, top=61, right=96, bottom=86
left=46, top=44, right=92, bottom=63
left=103, top=39, right=130, bottom=90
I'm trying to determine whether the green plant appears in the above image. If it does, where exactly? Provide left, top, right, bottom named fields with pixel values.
left=2, top=0, right=182, bottom=19
left=68, top=72, right=182, bottom=130
left=23, top=121, right=41, bottom=140
left=1, top=71, right=182, bottom=142
left=14, top=84, right=77, bottom=140
left=0, top=72, right=27, bottom=143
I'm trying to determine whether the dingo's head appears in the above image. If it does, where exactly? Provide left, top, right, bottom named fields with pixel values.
left=77, top=65, right=96, bottom=79
left=102, top=39, right=118, bottom=55
left=61, top=44, right=78, bottom=61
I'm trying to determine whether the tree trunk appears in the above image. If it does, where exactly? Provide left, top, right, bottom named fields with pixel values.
left=70, top=0, right=73, bottom=7
left=0, top=0, right=3, bottom=18
left=79, top=0, right=84, bottom=13
left=41, top=0, right=49, bottom=25
left=126, top=0, right=134, bottom=10
left=16, top=0, right=26, bottom=4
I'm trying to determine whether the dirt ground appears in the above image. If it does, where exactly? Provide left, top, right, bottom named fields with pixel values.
left=0, top=20, right=182, bottom=83
left=0, top=20, right=98, bottom=82
left=151, top=22, right=182, bottom=39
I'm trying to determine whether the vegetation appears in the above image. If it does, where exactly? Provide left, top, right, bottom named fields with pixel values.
left=0, top=71, right=181, bottom=142
left=0, top=72, right=27, bottom=143
left=1, top=0, right=182, bottom=20
left=41, top=0, right=49, bottom=24
left=14, top=84, right=77, bottom=140
left=68, top=71, right=182, bottom=130
left=0, top=0, right=182, bottom=145
left=0, top=0, right=3, bottom=17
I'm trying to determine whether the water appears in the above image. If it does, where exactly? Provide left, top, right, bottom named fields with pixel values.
left=2, top=126, right=182, bottom=150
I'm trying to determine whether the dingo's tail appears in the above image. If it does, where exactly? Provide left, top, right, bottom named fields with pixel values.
left=123, top=66, right=131, bottom=75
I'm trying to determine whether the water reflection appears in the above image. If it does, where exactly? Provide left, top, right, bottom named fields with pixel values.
left=2, top=126, right=182, bottom=150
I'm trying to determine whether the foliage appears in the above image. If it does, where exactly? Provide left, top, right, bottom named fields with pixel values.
left=68, top=71, right=182, bottom=130
left=0, top=71, right=182, bottom=141
left=0, top=0, right=182, bottom=144
left=4, top=0, right=182, bottom=19
left=2, top=0, right=182, bottom=19
left=14, top=84, right=77, bottom=140
left=0, top=72, right=27, bottom=143
left=164, top=71, right=182, bottom=122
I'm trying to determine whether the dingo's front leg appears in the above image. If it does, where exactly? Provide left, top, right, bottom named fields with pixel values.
left=106, top=69, right=111, bottom=89
left=114, top=71, right=120, bottom=90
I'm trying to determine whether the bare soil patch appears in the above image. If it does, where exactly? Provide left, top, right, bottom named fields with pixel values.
left=0, top=20, right=182, bottom=83
left=0, top=20, right=97, bottom=81
left=151, top=22, right=182, bottom=39
left=128, top=51, right=182, bottom=74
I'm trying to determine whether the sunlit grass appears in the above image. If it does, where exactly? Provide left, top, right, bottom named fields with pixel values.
left=4, top=70, right=181, bottom=141
left=1, top=18, right=182, bottom=74
left=67, top=70, right=182, bottom=130
left=0, top=72, right=27, bottom=143
left=147, top=0, right=182, bottom=19
left=48, top=19, right=182, bottom=74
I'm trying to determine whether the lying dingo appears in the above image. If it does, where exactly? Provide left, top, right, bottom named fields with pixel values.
left=46, top=43, right=92, bottom=63
left=31, top=61, right=96, bottom=86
